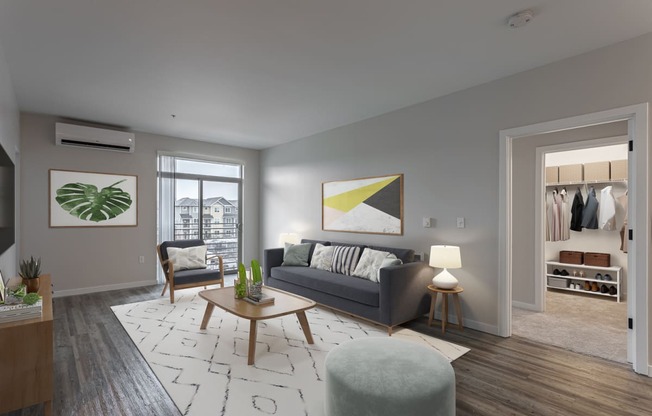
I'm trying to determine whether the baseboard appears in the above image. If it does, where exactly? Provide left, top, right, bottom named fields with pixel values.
left=431, top=311, right=500, bottom=336
left=53, top=280, right=156, bottom=298
left=648, top=365, right=652, bottom=377
left=512, top=300, right=538, bottom=311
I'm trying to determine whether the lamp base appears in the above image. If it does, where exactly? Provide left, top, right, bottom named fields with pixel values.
left=432, top=268, right=458, bottom=289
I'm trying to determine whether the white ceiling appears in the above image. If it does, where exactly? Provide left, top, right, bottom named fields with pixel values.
left=1, top=1, right=651, bottom=150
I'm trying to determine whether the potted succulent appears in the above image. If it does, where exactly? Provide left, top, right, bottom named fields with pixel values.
left=19, top=256, right=42, bottom=293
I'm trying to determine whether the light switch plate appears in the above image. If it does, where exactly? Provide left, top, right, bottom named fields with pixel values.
left=423, top=217, right=432, bottom=228
left=456, top=217, right=465, bottom=228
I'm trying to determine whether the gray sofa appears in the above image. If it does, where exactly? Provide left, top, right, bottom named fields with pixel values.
left=263, top=239, right=432, bottom=333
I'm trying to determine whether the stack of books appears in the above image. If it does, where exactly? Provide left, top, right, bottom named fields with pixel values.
left=0, top=300, right=42, bottom=324
left=243, top=293, right=275, bottom=305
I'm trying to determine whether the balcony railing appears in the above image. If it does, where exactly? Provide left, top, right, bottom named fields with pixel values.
left=174, top=223, right=239, bottom=273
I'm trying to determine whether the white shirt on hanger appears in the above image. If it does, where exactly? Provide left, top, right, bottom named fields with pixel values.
left=599, top=185, right=616, bottom=231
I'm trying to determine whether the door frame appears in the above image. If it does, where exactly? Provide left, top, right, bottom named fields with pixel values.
left=498, top=103, right=649, bottom=375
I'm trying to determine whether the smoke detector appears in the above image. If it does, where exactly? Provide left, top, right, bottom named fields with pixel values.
left=507, top=10, right=533, bottom=28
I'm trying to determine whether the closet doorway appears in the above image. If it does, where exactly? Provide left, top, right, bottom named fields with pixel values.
left=513, top=139, right=629, bottom=363
left=499, top=103, right=649, bottom=376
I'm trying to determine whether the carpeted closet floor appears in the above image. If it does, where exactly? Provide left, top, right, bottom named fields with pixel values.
left=512, top=289, right=627, bottom=363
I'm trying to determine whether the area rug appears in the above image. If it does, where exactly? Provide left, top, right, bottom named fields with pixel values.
left=112, top=289, right=469, bottom=416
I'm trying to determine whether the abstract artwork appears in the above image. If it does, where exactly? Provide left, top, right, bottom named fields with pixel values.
left=49, top=169, right=138, bottom=227
left=322, top=174, right=403, bottom=235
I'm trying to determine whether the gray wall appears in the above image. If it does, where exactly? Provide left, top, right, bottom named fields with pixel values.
left=261, top=32, right=652, bottom=342
left=20, top=113, right=260, bottom=295
left=0, top=39, right=19, bottom=280
left=512, top=122, right=628, bottom=305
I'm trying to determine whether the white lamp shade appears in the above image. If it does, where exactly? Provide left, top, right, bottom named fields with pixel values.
left=278, top=233, right=301, bottom=246
left=429, top=245, right=462, bottom=269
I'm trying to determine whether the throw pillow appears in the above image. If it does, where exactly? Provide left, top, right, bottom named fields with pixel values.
left=331, top=245, right=362, bottom=276
left=167, top=245, right=207, bottom=272
left=377, top=256, right=403, bottom=282
left=310, top=243, right=335, bottom=271
left=352, top=249, right=394, bottom=282
left=282, top=243, right=311, bottom=266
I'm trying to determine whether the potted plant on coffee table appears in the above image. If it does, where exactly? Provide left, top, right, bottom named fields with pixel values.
left=19, top=256, right=42, bottom=293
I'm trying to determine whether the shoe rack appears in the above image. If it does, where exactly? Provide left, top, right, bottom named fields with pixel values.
left=545, top=261, right=622, bottom=302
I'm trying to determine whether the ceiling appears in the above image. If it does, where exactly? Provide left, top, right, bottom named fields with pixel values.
left=1, top=1, right=651, bottom=150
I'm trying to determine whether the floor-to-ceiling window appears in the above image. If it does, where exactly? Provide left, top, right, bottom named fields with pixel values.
left=158, top=155, right=243, bottom=278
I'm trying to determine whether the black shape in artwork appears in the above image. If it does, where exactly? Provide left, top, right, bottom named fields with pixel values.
left=363, top=177, right=401, bottom=219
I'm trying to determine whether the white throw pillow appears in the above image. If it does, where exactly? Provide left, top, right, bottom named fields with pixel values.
left=310, top=243, right=335, bottom=271
left=167, top=245, right=207, bottom=271
left=352, top=249, right=396, bottom=282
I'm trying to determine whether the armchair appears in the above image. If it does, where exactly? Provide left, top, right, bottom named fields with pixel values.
left=157, top=239, right=224, bottom=303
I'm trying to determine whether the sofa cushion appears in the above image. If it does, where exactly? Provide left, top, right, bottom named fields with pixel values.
left=301, top=239, right=331, bottom=261
left=173, top=268, right=222, bottom=286
left=310, top=243, right=335, bottom=271
left=352, top=249, right=394, bottom=283
left=270, top=266, right=379, bottom=307
left=167, top=245, right=207, bottom=271
left=282, top=243, right=311, bottom=266
left=331, top=245, right=362, bottom=275
left=160, top=239, right=205, bottom=262
left=366, top=245, right=415, bottom=263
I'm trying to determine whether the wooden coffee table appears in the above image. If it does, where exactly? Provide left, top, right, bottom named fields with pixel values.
left=199, top=286, right=316, bottom=365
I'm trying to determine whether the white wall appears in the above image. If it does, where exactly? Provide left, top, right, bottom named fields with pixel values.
left=0, top=39, right=20, bottom=280
left=261, top=30, right=652, bottom=353
left=20, top=113, right=260, bottom=295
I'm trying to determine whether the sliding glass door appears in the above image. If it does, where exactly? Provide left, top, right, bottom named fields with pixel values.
left=159, top=156, right=242, bottom=275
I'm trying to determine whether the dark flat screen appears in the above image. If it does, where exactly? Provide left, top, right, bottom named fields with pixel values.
left=0, top=144, right=15, bottom=255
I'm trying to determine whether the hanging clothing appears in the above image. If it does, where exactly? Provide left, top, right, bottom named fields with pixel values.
left=581, top=187, right=599, bottom=229
left=559, top=188, right=570, bottom=241
left=570, top=188, right=584, bottom=232
left=618, top=192, right=628, bottom=253
left=599, top=186, right=616, bottom=230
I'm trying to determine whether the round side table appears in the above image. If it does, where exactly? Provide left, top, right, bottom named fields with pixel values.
left=427, top=285, right=464, bottom=334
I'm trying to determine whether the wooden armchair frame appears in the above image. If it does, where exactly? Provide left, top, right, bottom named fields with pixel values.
left=157, top=241, right=224, bottom=303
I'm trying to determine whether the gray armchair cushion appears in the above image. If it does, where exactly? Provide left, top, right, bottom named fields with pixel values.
left=173, top=268, right=223, bottom=286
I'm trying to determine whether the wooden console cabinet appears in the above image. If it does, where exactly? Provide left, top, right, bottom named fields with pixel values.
left=0, top=274, right=53, bottom=415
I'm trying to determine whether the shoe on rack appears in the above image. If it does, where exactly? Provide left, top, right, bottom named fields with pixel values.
left=553, top=269, right=561, bottom=275
left=609, top=286, right=617, bottom=296
left=600, top=284, right=609, bottom=294
left=583, top=282, right=591, bottom=291
left=560, top=269, right=569, bottom=276
left=604, top=274, right=612, bottom=281
left=595, top=273, right=603, bottom=280
left=579, top=271, right=586, bottom=277
left=591, top=282, right=599, bottom=292
left=572, top=270, right=578, bottom=277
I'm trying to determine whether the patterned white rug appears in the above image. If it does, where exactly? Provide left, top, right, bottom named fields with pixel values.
left=111, top=288, right=469, bottom=416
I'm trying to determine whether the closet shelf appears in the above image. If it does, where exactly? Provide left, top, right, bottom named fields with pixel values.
left=546, top=261, right=622, bottom=302
left=546, top=179, right=627, bottom=187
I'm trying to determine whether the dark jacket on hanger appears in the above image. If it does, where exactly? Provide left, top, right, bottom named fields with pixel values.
left=570, top=188, right=584, bottom=232
left=581, top=187, right=599, bottom=229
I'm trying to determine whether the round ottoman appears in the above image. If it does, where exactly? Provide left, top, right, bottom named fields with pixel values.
left=324, top=338, right=455, bottom=416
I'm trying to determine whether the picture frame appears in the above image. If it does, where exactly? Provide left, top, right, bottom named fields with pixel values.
left=49, top=169, right=138, bottom=227
left=322, top=174, right=403, bottom=235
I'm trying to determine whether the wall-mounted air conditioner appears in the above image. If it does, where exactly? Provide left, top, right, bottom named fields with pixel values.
left=55, top=122, right=135, bottom=153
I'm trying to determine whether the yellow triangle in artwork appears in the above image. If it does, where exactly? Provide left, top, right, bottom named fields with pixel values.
left=324, top=176, right=398, bottom=212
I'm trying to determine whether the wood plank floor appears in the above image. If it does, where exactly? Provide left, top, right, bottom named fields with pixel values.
left=3, top=285, right=651, bottom=416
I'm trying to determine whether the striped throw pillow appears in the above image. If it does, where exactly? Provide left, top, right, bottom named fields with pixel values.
left=331, top=246, right=362, bottom=275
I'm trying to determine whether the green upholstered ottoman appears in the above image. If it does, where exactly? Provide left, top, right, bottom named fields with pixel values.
left=324, top=338, right=455, bottom=416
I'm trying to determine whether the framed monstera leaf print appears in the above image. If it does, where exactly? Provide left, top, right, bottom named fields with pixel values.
left=49, top=169, right=138, bottom=227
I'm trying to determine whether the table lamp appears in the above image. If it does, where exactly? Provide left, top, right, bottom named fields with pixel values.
left=429, top=245, right=462, bottom=289
left=278, top=233, right=301, bottom=246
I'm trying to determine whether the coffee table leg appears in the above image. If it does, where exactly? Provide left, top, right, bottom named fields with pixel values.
left=200, top=303, right=215, bottom=330
left=248, top=319, right=258, bottom=365
left=296, top=311, right=314, bottom=344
